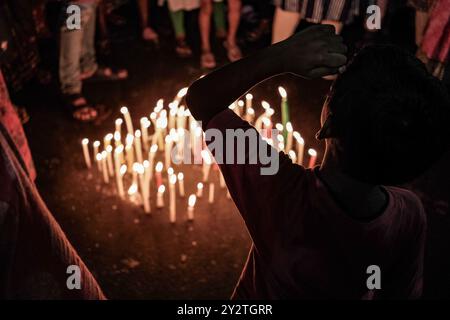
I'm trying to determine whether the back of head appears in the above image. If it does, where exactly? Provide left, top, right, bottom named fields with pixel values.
left=327, top=45, right=450, bottom=185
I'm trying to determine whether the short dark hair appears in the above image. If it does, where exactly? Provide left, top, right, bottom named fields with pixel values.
left=327, top=45, right=450, bottom=185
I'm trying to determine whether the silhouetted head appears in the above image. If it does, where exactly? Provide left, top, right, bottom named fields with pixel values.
left=317, top=45, right=450, bottom=185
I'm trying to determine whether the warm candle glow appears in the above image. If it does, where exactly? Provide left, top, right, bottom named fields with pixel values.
left=275, top=123, right=283, bottom=132
left=167, top=167, right=174, bottom=176
left=261, top=101, right=270, bottom=110
left=82, top=138, right=89, bottom=145
left=308, top=148, right=317, bottom=157
left=278, top=86, right=287, bottom=99
left=150, top=144, right=158, bottom=153
left=177, top=172, right=184, bottom=181
left=93, top=140, right=100, bottom=148
left=155, top=99, right=164, bottom=113
left=155, top=161, right=163, bottom=173
left=120, top=106, right=129, bottom=115
left=128, top=183, right=138, bottom=195
left=120, top=164, right=127, bottom=175
left=126, top=134, right=134, bottom=146
left=286, top=122, right=293, bottom=132
left=169, top=174, right=177, bottom=185
left=245, top=93, right=253, bottom=100
left=188, top=194, right=196, bottom=208
left=158, top=185, right=166, bottom=194
left=177, top=87, right=188, bottom=99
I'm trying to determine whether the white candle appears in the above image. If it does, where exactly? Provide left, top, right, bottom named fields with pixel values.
left=104, top=133, right=113, bottom=149
left=237, top=100, right=244, bottom=117
left=288, top=150, right=297, bottom=163
left=114, top=131, right=121, bottom=147
left=118, top=165, right=127, bottom=198
left=140, top=117, right=150, bottom=150
left=219, top=171, right=226, bottom=188
left=136, top=163, right=150, bottom=213
left=155, top=161, right=163, bottom=188
left=115, top=118, right=123, bottom=135
left=134, top=130, right=143, bottom=164
left=177, top=172, right=185, bottom=197
left=81, top=138, right=92, bottom=169
left=121, top=106, right=134, bottom=136
left=125, top=134, right=134, bottom=171
left=208, top=183, right=215, bottom=204
left=285, top=122, right=294, bottom=152
left=101, top=151, right=109, bottom=183
left=93, top=140, right=101, bottom=170
left=114, top=146, right=125, bottom=198
left=308, top=148, right=317, bottom=168
left=164, top=135, right=173, bottom=169
left=95, top=153, right=102, bottom=172
left=132, top=162, right=139, bottom=186
left=128, top=183, right=138, bottom=201
left=148, top=144, right=158, bottom=181
left=187, top=194, right=196, bottom=221
left=169, top=175, right=177, bottom=223
left=106, top=145, right=114, bottom=177
left=196, top=182, right=204, bottom=198
left=201, top=150, right=212, bottom=182
left=245, top=107, right=255, bottom=124
left=157, top=185, right=165, bottom=208
left=245, top=93, right=253, bottom=109
left=293, top=132, right=304, bottom=166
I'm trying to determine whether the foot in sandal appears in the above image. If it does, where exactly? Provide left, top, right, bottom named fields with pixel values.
left=63, top=94, right=98, bottom=123
left=200, top=51, right=217, bottom=69
left=223, top=41, right=242, bottom=62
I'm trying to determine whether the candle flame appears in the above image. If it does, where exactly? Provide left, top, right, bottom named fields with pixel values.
left=143, top=160, right=149, bottom=168
left=286, top=122, right=293, bottom=132
left=245, top=93, right=253, bottom=100
left=155, top=161, right=163, bottom=172
left=82, top=138, right=89, bottom=145
left=308, top=148, right=317, bottom=157
left=115, top=118, right=123, bottom=126
left=261, top=101, right=270, bottom=110
left=275, top=123, right=284, bottom=132
left=126, top=134, right=134, bottom=146
left=128, top=183, right=138, bottom=195
left=278, top=86, right=287, bottom=98
left=150, top=144, right=158, bottom=153
left=177, top=87, right=188, bottom=99
left=237, top=100, right=244, bottom=107
left=120, top=164, right=127, bottom=175
left=167, top=167, right=174, bottom=176
left=135, top=130, right=141, bottom=138
left=155, top=99, right=164, bottom=113
left=140, top=117, right=150, bottom=128
left=188, top=194, right=196, bottom=207
left=150, top=112, right=157, bottom=120
left=105, top=133, right=113, bottom=141
left=288, top=150, right=297, bottom=162
left=93, top=140, right=100, bottom=148
left=115, top=145, right=124, bottom=154
left=277, top=134, right=284, bottom=142
left=158, top=185, right=166, bottom=194
left=106, top=145, right=113, bottom=152
left=120, top=106, right=129, bottom=114
left=114, top=131, right=121, bottom=142
left=177, top=172, right=184, bottom=180
left=247, top=108, right=255, bottom=115
left=197, top=182, right=204, bottom=190
left=169, top=175, right=177, bottom=185
left=135, top=163, right=145, bottom=175
left=96, top=153, right=102, bottom=161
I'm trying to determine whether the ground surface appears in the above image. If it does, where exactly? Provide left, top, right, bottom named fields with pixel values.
left=13, top=3, right=450, bottom=299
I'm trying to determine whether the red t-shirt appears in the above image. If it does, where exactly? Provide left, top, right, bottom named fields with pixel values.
left=206, top=109, right=426, bottom=299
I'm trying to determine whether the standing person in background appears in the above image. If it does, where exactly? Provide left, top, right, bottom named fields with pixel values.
left=137, top=0, right=160, bottom=42
left=167, top=0, right=200, bottom=57
left=59, top=0, right=128, bottom=122
left=199, top=0, right=243, bottom=69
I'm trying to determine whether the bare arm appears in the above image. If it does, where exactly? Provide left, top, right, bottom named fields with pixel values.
left=186, top=25, right=347, bottom=126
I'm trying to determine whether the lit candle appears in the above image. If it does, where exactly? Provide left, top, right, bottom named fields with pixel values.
left=237, top=100, right=244, bottom=117
left=164, top=135, right=173, bottom=169
left=148, top=144, right=158, bottom=181
left=177, top=172, right=185, bottom=197
left=308, top=148, right=317, bottom=168
left=245, top=107, right=255, bottom=124
left=288, top=150, right=297, bottom=163
left=125, top=134, right=134, bottom=172
left=157, top=185, right=165, bottom=208
left=132, top=162, right=139, bottom=186
left=169, top=175, right=177, bottom=223
left=245, top=93, right=253, bottom=110
left=196, top=182, right=204, bottom=198
left=293, top=132, right=304, bottom=166
left=168, top=103, right=177, bottom=130
left=118, top=165, right=127, bottom=198
left=104, top=133, right=113, bottom=149
left=140, top=117, right=150, bottom=151
left=95, top=153, right=102, bottom=172
left=93, top=140, right=101, bottom=170
left=285, top=122, right=294, bottom=152
left=81, top=138, right=92, bottom=169
left=115, top=118, right=123, bottom=135
left=121, top=106, right=134, bottom=136
left=187, top=194, right=196, bottom=221
left=201, top=150, right=212, bottom=182
left=106, top=145, right=114, bottom=177
left=136, top=163, right=150, bottom=213
left=101, top=151, right=109, bottom=183
left=114, top=146, right=125, bottom=198
left=128, top=183, right=138, bottom=201
left=114, top=131, right=121, bottom=147
left=155, top=161, right=163, bottom=188
left=134, top=130, right=143, bottom=164
left=194, top=126, right=203, bottom=164
left=208, top=183, right=215, bottom=204
left=278, top=86, right=290, bottom=142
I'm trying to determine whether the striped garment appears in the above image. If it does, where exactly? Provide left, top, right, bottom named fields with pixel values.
left=273, top=0, right=358, bottom=23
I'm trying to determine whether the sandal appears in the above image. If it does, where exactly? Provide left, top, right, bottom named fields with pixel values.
left=223, top=41, right=242, bottom=62
left=200, top=52, right=217, bottom=69
left=81, top=66, right=128, bottom=82
left=63, top=94, right=98, bottom=123
left=175, top=39, right=193, bottom=58
left=142, top=27, right=159, bottom=43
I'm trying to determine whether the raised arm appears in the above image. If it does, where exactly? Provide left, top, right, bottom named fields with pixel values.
left=186, top=25, right=347, bottom=127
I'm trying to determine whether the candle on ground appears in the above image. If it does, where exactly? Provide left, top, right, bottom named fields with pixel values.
left=114, top=146, right=125, bottom=198
left=208, top=183, right=215, bottom=204
left=114, top=131, right=121, bottom=147
left=285, top=122, right=294, bottom=152
left=155, top=161, right=163, bottom=188
left=169, top=175, right=177, bottom=223
left=106, top=145, right=114, bottom=177
left=81, top=138, right=92, bottom=169
left=308, top=148, right=317, bottom=168
left=148, top=144, right=158, bottom=181
left=197, top=182, right=204, bottom=198
left=93, top=141, right=101, bottom=170
left=288, top=150, right=297, bottom=163
left=134, top=130, right=143, bottom=164
left=157, top=185, right=165, bottom=208
left=140, top=117, right=150, bottom=151
left=101, top=151, right=109, bottom=183
left=278, top=86, right=290, bottom=142
left=164, top=135, right=173, bottom=169
left=177, top=172, right=185, bottom=197
left=293, top=132, right=305, bottom=166
left=120, top=106, right=134, bottom=136
left=125, top=134, right=135, bottom=171
left=115, top=118, right=123, bottom=136
left=187, top=194, right=196, bottom=221
left=245, top=93, right=253, bottom=110
left=201, top=150, right=212, bottom=182
left=136, top=163, right=150, bottom=213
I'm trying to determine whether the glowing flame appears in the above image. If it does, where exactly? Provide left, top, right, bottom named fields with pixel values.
left=120, top=106, right=129, bottom=114
left=150, top=144, right=158, bottom=153
left=140, top=117, right=150, bottom=128
left=128, top=183, right=138, bottom=195
left=135, top=130, right=141, bottom=138
left=106, top=145, right=113, bottom=153
left=188, top=194, right=196, bottom=207
left=82, top=138, right=89, bottom=145
left=197, top=182, right=204, bottom=190
left=237, top=100, right=244, bottom=107
left=278, top=86, right=287, bottom=99
left=286, top=122, right=293, bottom=132
left=261, top=101, right=270, bottom=110
left=167, top=167, right=174, bottom=176
left=93, top=141, right=100, bottom=148
left=126, top=134, right=134, bottom=146
left=288, top=150, right=297, bottom=162
left=155, top=99, right=164, bottom=112
left=158, top=185, right=166, bottom=194
left=177, top=172, right=184, bottom=181
left=245, top=93, right=253, bottom=100
left=308, top=148, right=317, bottom=157
left=114, top=131, right=121, bottom=142
left=105, top=133, right=113, bottom=141
left=155, top=161, right=163, bottom=173
left=275, top=123, right=284, bottom=131
left=96, top=153, right=102, bottom=161
left=120, top=164, right=127, bottom=175
left=177, top=87, right=188, bottom=99
left=169, top=175, right=177, bottom=185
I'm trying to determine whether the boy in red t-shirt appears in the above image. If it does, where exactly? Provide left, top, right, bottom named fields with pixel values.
left=186, top=25, right=450, bottom=299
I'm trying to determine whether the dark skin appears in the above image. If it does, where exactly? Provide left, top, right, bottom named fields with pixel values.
left=187, top=25, right=387, bottom=220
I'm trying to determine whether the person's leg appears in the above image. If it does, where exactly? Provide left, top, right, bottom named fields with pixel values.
left=170, top=9, right=193, bottom=57
left=213, top=0, right=227, bottom=38
left=199, top=0, right=216, bottom=68
left=271, top=7, right=301, bottom=44
left=137, top=0, right=158, bottom=41
left=80, top=3, right=98, bottom=78
left=226, top=0, right=241, bottom=47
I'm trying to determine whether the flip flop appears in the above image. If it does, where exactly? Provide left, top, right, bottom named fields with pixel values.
left=82, top=66, right=128, bottom=82
left=223, top=41, right=242, bottom=62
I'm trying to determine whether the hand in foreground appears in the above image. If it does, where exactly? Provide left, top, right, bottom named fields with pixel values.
left=278, top=25, right=348, bottom=79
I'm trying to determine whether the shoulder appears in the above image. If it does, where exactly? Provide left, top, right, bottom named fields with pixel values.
left=384, top=186, right=426, bottom=230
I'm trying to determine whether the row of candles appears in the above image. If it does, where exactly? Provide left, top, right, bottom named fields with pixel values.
left=80, top=87, right=318, bottom=221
